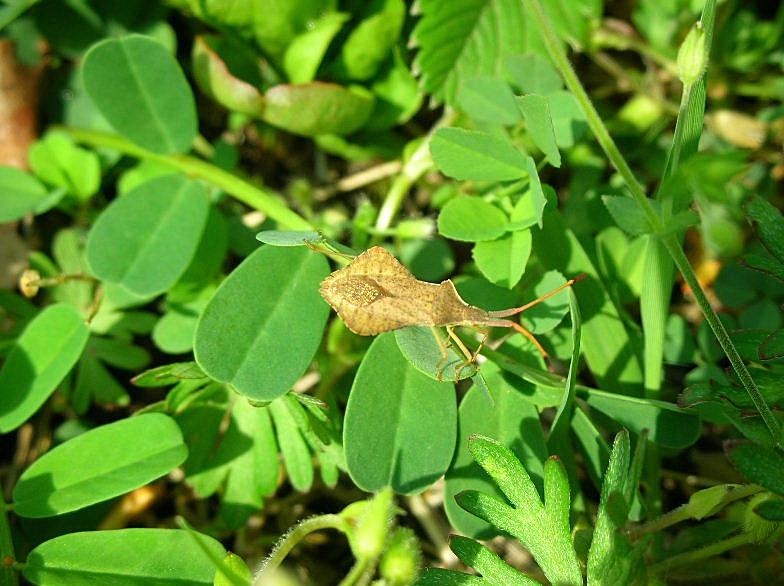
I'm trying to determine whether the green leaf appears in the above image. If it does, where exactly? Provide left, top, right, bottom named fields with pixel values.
left=754, top=498, right=784, bottom=522
left=262, top=83, right=374, bottom=136
left=517, top=94, right=561, bottom=167
left=284, top=12, right=350, bottom=83
left=219, top=400, right=280, bottom=526
left=0, top=304, right=89, bottom=433
left=444, top=363, right=547, bottom=538
left=449, top=535, right=540, bottom=585
left=457, top=77, right=521, bottom=125
left=579, top=388, right=700, bottom=449
left=194, top=246, right=329, bottom=401
left=415, top=568, right=490, bottom=584
left=505, top=54, right=563, bottom=95
left=460, top=435, right=582, bottom=585
left=438, top=196, right=509, bottom=242
left=547, top=91, right=587, bottom=148
left=520, top=270, right=570, bottom=334
left=395, top=326, right=477, bottom=382
left=506, top=175, right=548, bottom=231
left=153, top=286, right=214, bottom=355
left=269, top=396, right=314, bottom=492
left=726, top=441, right=784, bottom=495
left=344, top=333, right=456, bottom=494
left=602, top=195, right=656, bottom=236
left=214, top=552, right=253, bottom=586
left=0, top=166, right=60, bottom=222
left=411, top=0, right=526, bottom=104
left=28, top=131, right=101, bottom=201
left=191, top=35, right=265, bottom=117
left=430, top=128, right=528, bottom=181
left=335, top=0, right=405, bottom=81
left=745, top=196, right=784, bottom=265
left=86, top=174, right=210, bottom=297
left=255, top=230, right=323, bottom=247
left=13, top=413, right=187, bottom=517
left=586, top=431, right=639, bottom=585
left=473, top=229, right=532, bottom=288
left=23, top=529, right=225, bottom=585
left=82, top=35, right=197, bottom=154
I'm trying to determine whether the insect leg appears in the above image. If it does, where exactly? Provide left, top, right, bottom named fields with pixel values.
left=446, top=326, right=477, bottom=382
left=431, top=326, right=450, bottom=382
left=485, top=319, right=549, bottom=360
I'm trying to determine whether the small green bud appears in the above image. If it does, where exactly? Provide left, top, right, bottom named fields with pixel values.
left=343, top=488, right=394, bottom=560
left=677, top=24, right=708, bottom=86
left=380, top=527, right=422, bottom=586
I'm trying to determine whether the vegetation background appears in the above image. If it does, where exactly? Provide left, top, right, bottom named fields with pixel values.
left=0, top=0, right=783, bottom=584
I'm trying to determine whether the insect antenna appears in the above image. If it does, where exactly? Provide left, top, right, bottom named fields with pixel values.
left=488, top=273, right=586, bottom=318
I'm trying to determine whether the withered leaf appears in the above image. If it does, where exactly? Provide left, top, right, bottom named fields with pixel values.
left=319, top=246, right=489, bottom=335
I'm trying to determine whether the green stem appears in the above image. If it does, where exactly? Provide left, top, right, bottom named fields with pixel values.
left=62, top=127, right=314, bottom=231
left=523, top=0, right=782, bottom=447
left=0, top=501, right=18, bottom=586
left=375, top=111, right=456, bottom=231
left=626, top=483, right=762, bottom=541
left=337, top=557, right=370, bottom=586
left=649, top=531, right=756, bottom=574
left=253, top=514, right=347, bottom=585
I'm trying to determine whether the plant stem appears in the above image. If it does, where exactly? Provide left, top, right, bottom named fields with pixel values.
left=523, top=0, right=782, bottom=447
left=0, top=500, right=18, bottom=586
left=61, top=127, right=314, bottom=231
left=375, top=111, right=456, bottom=231
left=626, top=483, right=762, bottom=541
left=253, top=514, right=347, bottom=585
left=649, top=531, right=756, bottom=574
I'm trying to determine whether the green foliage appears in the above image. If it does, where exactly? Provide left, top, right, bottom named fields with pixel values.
left=23, top=529, right=225, bottom=585
left=13, top=414, right=187, bottom=517
left=344, top=333, right=456, bottom=494
left=0, top=304, right=89, bottom=433
left=0, top=166, right=60, bottom=222
left=82, top=35, right=197, bottom=154
left=2, top=0, right=784, bottom=584
left=194, top=245, right=329, bottom=401
left=86, top=174, right=210, bottom=296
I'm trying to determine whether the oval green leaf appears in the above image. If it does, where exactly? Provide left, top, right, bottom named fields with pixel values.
left=444, top=363, right=547, bottom=538
left=472, top=229, right=532, bottom=289
left=438, top=196, right=508, bottom=242
left=344, top=333, right=457, bottom=494
left=395, top=326, right=477, bottom=382
left=86, top=174, right=210, bottom=297
left=457, top=77, right=521, bottom=126
left=23, top=529, right=225, bottom=586
left=12, top=413, right=184, bottom=516
left=255, top=230, right=323, bottom=247
left=0, top=166, right=59, bottom=222
left=191, top=35, right=266, bottom=117
left=263, top=82, right=374, bottom=136
left=430, top=127, right=528, bottom=181
left=13, top=413, right=187, bottom=517
left=194, top=246, right=330, bottom=401
left=0, top=304, right=89, bottom=434
left=516, top=94, right=561, bottom=167
left=82, top=35, right=197, bottom=153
